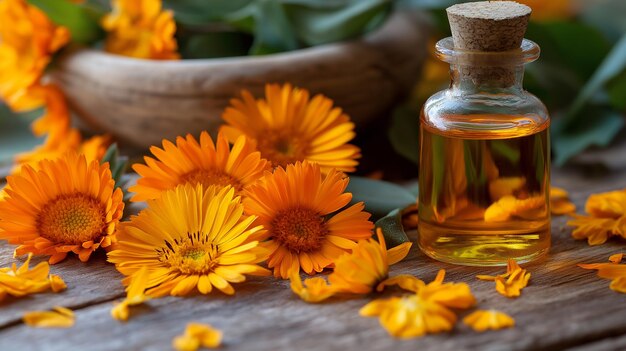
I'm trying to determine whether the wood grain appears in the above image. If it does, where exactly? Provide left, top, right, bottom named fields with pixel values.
left=1, top=167, right=625, bottom=351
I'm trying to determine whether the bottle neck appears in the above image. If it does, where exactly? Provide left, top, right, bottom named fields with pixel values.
left=449, top=64, right=525, bottom=96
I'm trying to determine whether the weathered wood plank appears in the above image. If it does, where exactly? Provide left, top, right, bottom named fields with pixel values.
left=0, top=169, right=624, bottom=351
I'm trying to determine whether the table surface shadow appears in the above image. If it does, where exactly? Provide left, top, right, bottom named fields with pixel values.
left=0, top=166, right=625, bottom=351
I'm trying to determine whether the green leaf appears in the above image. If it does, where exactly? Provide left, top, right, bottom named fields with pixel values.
left=28, top=0, right=104, bottom=45
left=163, top=0, right=253, bottom=25
left=178, top=32, right=252, bottom=59
left=283, top=0, right=391, bottom=46
left=347, top=176, right=416, bottom=220
left=101, top=143, right=129, bottom=187
left=374, top=208, right=409, bottom=249
left=607, top=72, right=626, bottom=111
left=567, top=34, right=626, bottom=119
left=552, top=107, right=625, bottom=166
left=225, top=0, right=300, bottom=55
left=388, top=106, right=419, bottom=165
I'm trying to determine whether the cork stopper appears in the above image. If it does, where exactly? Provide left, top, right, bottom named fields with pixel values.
left=445, top=1, right=532, bottom=86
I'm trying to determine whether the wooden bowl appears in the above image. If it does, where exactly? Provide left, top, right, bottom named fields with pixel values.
left=51, top=12, right=429, bottom=148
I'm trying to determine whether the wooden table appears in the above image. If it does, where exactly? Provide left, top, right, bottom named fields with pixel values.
left=1, top=166, right=625, bottom=351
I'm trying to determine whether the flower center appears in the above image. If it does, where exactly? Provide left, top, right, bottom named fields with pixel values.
left=181, top=169, right=242, bottom=192
left=256, top=131, right=308, bottom=168
left=271, top=207, right=328, bottom=253
left=156, top=232, right=220, bottom=275
left=37, top=194, right=106, bottom=245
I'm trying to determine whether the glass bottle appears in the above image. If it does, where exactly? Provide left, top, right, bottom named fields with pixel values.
left=418, top=2, right=550, bottom=266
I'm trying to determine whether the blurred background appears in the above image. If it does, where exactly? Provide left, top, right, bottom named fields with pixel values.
left=1, top=0, right=625, bottom=180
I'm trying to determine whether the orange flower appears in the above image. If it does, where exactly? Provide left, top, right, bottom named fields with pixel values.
left=0, top=153, right=124, bottom=264
left=0, top=0, right=69, bottom=111
left=567, top=189, right=626, bottom=245
left=221, top=83, right=361, bottom=173
left=477, top=259, right=530, bottom=298
left=290, top=228, right=412, bottom=302
left=244, top=161, right=373, bottom=279
left=102, top=0, right=179, bottom=59
left=130, top=132, right=269, bottom=202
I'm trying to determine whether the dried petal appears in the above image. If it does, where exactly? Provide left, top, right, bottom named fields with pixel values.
left=173, top=323, right=222, bottom=351
left=463, top=309, right=515, bottom=331
left=610, top=277, right=626, bottom=293
left=23, top=306, right=74, bottom=328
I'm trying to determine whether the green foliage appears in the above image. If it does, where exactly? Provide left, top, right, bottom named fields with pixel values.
left=346, top=176, right=416, bottom=220
left=28, top=0, right=104, bottom=45
left=101, top=143, right=129, bottom=188
left=167, top=0, right=392, bottom=58
left=388, top=106, right=420, bottom=165
left=375, top=208, right=410, bottom=248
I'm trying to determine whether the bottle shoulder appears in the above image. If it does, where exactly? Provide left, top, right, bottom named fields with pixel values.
left=421, top=89, right=549, bottom=138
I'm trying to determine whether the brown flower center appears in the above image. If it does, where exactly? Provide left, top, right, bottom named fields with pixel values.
left=181, top=169, right=242, bottom=192
left=256, top=131, right=308, bottom=168
left=157, top=232, right=220, bottom=275
left=37, top=194, right=106, bottom=245
left=271, top=207, right=328, bottom=253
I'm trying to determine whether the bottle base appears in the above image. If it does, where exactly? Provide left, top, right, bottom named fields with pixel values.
left=417, top=221, right=550, bottom=266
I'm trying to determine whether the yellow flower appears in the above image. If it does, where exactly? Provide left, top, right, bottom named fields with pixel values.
left=102, top=0, right=179, bottom=60
left=360, top=270, right=475, bottom=338
left=568, top=189, right=626, bottom=245
left=108, top=184, right=270, bottom=297
left=477, top=259, right=530, bottom=298
left=0, top=0, right=69, bottom=111
left=0, top=153, right=125, bottom=264
left=0, top=253, right=66, bottom=301
left=517, top=0, right=575, bottom=21
left=290, top=228, right=412, bottom=302
left=130, top=132, right=268, bottom=202
left=111, top=266, right=151, bottom=322
left=244, top=161, right=374, bottom=279
left=221, top=83, right=361, bottom=173
left=23, top=306, right=74, bottom=328
left=173, top=323, right=222, bottom=351
left=579, top=254, right=626, bottom=294
left=550, top=186, right=576, bottom=215
left=463, top=310, right=515, bottom=332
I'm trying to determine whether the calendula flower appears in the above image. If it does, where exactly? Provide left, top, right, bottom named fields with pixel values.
left=568, top=189, right=626, bottom=245
left=477, top=259, right=530, bottom=298
left=108, top=184, right=270, bottom=297
left=550, top=187, right=576, bottom=215
left=0, top=153, right=124, bottom=264
left=23, top=306, right=74, bottom=328
left=221, top=83, right=361, bottom=173
left=360, top=270, right=475, bottom=338
left=102, top=0, right=179, bottom=59
left=111, top=266, right=151, bottom=322
left=244, top=161, right=373, bottom=279
left=463, top=310, right=515, bottom=331
left=290, top=228, right=412, bottom=302
left=130, top=132, right=268, bottom=202
left=0, top=253, right=66, bottom=301
left=579, top=254, right=626, bottom=294
left=0, top=0, right=70, bottom=111
left=173, top=323, right=222, bottom=351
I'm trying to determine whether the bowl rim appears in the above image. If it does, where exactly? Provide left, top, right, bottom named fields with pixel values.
left=70, top=11, right=410, bottom=67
